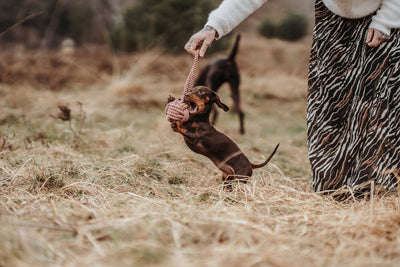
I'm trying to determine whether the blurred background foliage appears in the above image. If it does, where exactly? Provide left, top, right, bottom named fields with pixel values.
left=107, top=0, right=231, bottom=53
left=0, top=0, right=309, bottom=54
left=0, top=0, right=96, bottom=48
left=259, top=12, right=308, bottom=41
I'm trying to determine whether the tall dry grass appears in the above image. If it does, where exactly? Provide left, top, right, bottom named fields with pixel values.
left=1, top=34, right=400, bottom=267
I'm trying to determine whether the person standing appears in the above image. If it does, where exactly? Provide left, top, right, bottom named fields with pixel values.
left=185, top=0, right=400, bottom=195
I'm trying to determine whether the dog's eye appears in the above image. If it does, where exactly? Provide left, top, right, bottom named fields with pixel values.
left=199, top=89, right=204, bottom=94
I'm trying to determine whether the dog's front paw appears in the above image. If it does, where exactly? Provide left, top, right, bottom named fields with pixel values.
left=170, top=122, right=178, bottom=132
left=167, top=95, right=176, bottom=103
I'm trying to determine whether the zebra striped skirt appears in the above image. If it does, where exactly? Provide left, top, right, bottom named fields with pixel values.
left=307, top=0, right=400, bottom=193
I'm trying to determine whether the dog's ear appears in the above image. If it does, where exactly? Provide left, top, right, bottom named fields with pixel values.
left=213, top=93, right=229, bottom=112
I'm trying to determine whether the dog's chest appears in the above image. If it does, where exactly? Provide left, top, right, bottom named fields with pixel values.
left=183, top=123, right=216, bottom=155
left=185, top=140, right=207, bottom=155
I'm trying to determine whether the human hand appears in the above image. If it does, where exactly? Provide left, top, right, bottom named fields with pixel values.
left=366, top=28, right=390, bottom=47
left=184, top=26, right=217, bottom=57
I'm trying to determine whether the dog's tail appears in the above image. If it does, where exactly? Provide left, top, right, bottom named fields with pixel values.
left=251, top=143, right=279, bottom=169
left=228, top=34, right=241, bottom=62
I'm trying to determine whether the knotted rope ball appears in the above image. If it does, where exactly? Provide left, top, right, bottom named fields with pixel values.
left=165, top=99, right=190, bottom=123
left=165, top=50, right=200, bottom=123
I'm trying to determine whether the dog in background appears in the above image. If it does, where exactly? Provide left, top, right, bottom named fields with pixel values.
left=168, top=86, right=279, bottom=187
left=194, top=34, right=245, bottom=134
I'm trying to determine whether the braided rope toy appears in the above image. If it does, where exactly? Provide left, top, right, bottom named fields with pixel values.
left=165, top=50, right=200, bottom=123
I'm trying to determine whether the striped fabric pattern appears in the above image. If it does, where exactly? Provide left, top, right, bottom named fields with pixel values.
left=307, top=0, right=400, bottom=193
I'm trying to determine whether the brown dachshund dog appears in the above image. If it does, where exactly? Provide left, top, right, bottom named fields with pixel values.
left=169, top=86, right=279, bottom=186
left=194, top=34, right=245, bottom=134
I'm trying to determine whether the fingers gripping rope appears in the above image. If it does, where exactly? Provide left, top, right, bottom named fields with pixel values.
left=165, top=50, right=200, bottom=123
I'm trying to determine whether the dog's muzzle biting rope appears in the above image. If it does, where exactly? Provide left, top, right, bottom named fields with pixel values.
left=165, top=50, right=200, bottom=123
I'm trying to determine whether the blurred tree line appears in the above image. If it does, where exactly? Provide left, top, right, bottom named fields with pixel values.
left=0, top=0, right=231, bottom=53
left=259, top=12, right=308, bottom=41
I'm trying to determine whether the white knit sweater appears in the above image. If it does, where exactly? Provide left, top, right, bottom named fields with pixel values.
left=206, top=0, right=400, bottom=38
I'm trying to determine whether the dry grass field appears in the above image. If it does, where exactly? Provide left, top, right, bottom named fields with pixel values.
left=1, top=33, right=400, bottom=267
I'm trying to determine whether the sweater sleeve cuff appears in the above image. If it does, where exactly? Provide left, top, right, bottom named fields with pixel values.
left=369, top=21, right=391, bottom=36
left=205, top=21, right=223, bottom=40
left=369, top=0, right=400, bottom=36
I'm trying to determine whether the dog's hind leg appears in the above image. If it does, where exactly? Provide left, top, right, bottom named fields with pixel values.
left=221, top=166, right=236, bottom=190
left=222, top=172, right=234, bottom=191
left=229, top=78, right=245, bottom=134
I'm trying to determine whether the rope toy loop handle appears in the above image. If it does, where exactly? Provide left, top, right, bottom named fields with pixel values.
left=165, top=50, right=200, bottom=123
